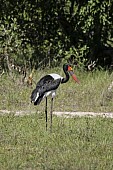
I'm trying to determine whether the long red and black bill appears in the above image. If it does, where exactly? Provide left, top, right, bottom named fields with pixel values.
left=69, top=70, right=80, bottom=83
left=68, top=66, right=80, bottom=83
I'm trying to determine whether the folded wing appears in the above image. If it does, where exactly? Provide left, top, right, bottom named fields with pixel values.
left=31, top=75, right=61, bottom=105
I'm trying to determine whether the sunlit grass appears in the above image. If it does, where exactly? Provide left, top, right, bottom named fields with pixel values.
left=1, top=114, right=113, bottom=170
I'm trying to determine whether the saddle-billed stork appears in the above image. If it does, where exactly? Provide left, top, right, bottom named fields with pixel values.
left=31, top=63, right=79, bottom=131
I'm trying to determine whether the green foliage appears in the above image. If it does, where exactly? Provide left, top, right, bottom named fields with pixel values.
left=63, top=46, right=88, bottom=69
left=0, top=0, right=113, bottom=69
left=0, top=16, right=34, bottom=66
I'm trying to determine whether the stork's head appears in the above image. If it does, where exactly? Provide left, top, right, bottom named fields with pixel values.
left=63, top=63, right=80, bottom=83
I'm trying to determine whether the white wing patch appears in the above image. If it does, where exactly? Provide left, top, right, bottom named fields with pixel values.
left=49, top=73, right=63, bottom=80
left=34, top=92, right=39, bottom=102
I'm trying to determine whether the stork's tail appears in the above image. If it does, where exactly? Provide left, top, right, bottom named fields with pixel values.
left=31, top=88, right=43, bottom=105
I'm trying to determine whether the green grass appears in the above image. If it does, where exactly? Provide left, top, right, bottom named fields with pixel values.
left=0, top=68, right=113, bottom=169
left=1, top=114, right=113, bottom=170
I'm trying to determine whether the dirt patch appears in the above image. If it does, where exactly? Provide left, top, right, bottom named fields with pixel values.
left=53, top=111, right=113, bottom=118
left=0, top=110, right=34, bottom=116
left=0, top=110, right=113, bottom=118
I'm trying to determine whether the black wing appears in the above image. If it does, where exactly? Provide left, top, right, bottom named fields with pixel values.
left=36, top=75, right=54, bottom=87
left=31, top=75, right=61, bottom=105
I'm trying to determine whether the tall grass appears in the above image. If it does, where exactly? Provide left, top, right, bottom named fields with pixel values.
left=0, top=68, right=112, bottom=112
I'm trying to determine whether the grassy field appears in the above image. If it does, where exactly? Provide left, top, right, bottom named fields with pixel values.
left=1, top=115, right=113, bottom=170
left=0, top=67, right=113, bottom=169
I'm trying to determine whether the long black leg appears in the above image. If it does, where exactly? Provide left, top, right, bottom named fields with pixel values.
left=50, top=97, right=53, bottom=132
left=45, top=97, right=47, bottom=131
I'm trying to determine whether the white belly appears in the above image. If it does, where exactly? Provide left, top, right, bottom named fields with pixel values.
left=43, top=90, right=56, bottom=98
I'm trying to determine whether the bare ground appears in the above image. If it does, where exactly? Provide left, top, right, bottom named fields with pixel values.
left=0, top=110, right=113, bottom=118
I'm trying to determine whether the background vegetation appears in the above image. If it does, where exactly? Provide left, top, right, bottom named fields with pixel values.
left=0, top=0, right=113, bottom=71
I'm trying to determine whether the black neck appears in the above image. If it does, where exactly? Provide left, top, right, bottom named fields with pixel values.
left=61, top=70, right=69, bottom=84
